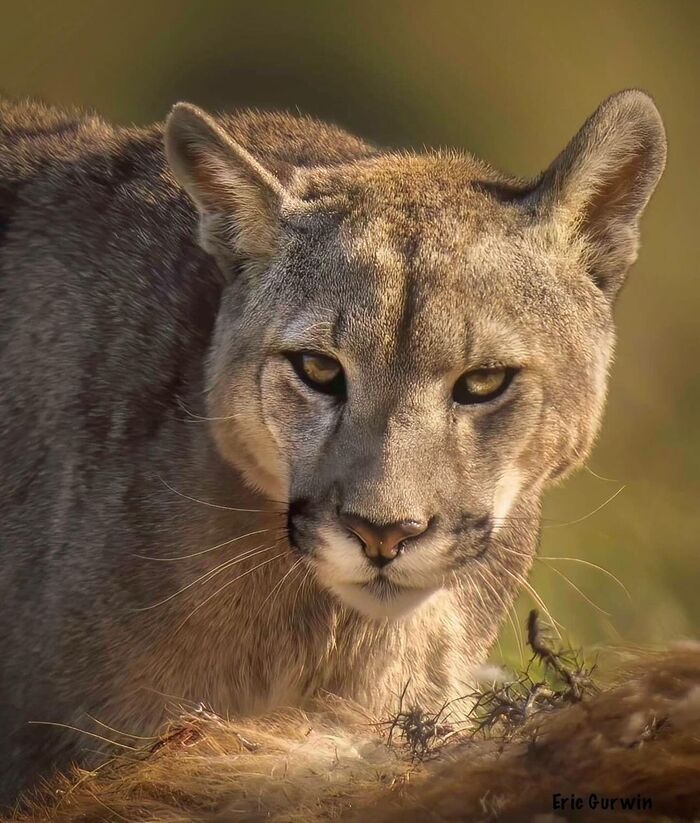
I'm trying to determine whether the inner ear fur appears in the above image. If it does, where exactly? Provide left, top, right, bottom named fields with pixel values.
left=531, top=89, right=667, bottom=297
left=164, top=102, right=291, bottom=269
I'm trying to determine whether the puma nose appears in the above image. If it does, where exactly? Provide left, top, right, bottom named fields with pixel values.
left=339, top=513, right=428, bottom=567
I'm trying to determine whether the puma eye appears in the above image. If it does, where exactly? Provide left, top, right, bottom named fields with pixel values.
left=453, top=367, right=515, bottom=405
left=286, top=351, right=346, bottom=398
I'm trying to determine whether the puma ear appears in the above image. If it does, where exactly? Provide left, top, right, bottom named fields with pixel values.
left=164, top=102, right=289, bottom=270
left=532, top=90, right=666, bottom=298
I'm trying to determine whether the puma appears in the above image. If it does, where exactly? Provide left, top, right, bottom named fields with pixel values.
left=0, top=90, right=665, bottom=802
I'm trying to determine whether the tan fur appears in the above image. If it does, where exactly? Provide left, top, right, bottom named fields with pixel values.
left=7, top=646, right=699, bottom=822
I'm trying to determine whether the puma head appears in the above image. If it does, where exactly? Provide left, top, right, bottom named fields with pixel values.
left=165, top=91, right=666, bottom=619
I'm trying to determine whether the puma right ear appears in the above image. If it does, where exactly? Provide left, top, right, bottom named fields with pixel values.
left=164, top=103, right=290, bottom=271
left=532, top=90, right=667, bottom=299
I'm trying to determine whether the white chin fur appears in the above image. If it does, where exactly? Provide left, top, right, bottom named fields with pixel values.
left=330, top=581, right=438, bottom=619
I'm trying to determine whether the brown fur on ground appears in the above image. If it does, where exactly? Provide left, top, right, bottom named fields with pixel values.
left=7, top=644, right=700, bottom=823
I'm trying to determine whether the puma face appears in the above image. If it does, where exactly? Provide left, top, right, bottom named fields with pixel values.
left=165, top=91, right=665, bottom=619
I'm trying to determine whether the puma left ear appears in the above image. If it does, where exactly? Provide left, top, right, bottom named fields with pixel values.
left=165, top=103, right=291, bottom=272
left=532, top=90, right=667, bottom=298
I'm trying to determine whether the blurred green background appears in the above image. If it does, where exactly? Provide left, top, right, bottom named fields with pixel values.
left=2, top=0, right=698, bottom=663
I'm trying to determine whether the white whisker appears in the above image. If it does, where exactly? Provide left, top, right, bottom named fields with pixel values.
left=473, top=565, right=525, bottom=666
left=543, top=485, right=626, bottom=529
left=134, top=542, right=281, bottom=611
left=157, top=475, right=285, bottom=514
left=174, top=552, right=288, bottom=633
left=291, top=564, right=313, bottom=615
left=133, top=527, right=282, bottom=562
left=492, top=559, right=564, bottom=637
left=543, top=562, right=611, bottom=616
left=584, top=464, right=621, bottom=483
left=84, top=714, right=159, bottom=742
left=497, top=543, right=630, bottom=601
left=255, top=558, right=303, bottom=621
left=176, top=398, right=239, bottom=423
left=26, top=721, right=139, bottom=751
left=540, top=555, right=631, bottom=600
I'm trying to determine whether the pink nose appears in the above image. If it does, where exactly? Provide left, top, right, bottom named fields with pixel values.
left=339, top=513, right=428, bottom=566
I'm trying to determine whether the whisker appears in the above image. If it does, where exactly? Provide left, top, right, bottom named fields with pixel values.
left=513, top=572, right=564, bottom=636
left=473, top=566, right=525, bottom=667
left=84, top=714, right=159, bottom=741
left=491, top=559, right=564, bottom=637
left=495, top=544, right=532, bottom=559
left=291, top=564, right=313, bottom=615
left=543, top=485, right=627, bottom=529
left=176, top=399, right=240, bottom=423
left=542, top=562, right=611, bottom=616
left=497, top=543, right=631, bottom=603
left=26, top=721, right=139, bottom=751
left=508, top=604, right=526, bottom=666
left=471, top=571, right=506, bottom=661
left=539, top=555, right=631, bottom=601
left=255, top=558, right=304, bottom=620
left=174, top=551, right=288, bottom=633
left=133, top=527, right=284, bottom=562
left=53, top=756, right=118, bottom=811
left=488, top=516, right=567, bottom=527
left=133, top=542, right=280, bottom=611
left=584, top=464, right=621, bottom=483
left=157, top=475, right=286, bottom=514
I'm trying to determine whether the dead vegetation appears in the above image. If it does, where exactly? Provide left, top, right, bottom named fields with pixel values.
left=6, top=615, right=700, bottom=823
left=466, top=610, right=598, bottom=740
left=374, top=609, right=598, bottom=759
